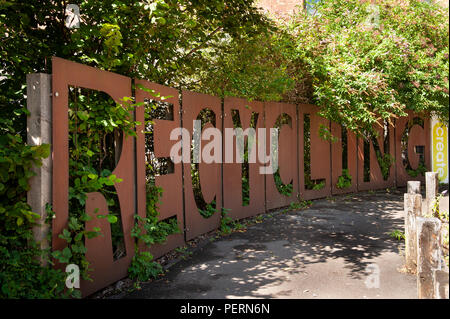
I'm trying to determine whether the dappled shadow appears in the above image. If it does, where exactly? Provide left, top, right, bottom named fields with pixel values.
left=124, top=190, right=408, bottom=299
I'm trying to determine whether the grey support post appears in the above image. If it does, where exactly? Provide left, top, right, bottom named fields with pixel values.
left=26, top=73, right=52, bottom=265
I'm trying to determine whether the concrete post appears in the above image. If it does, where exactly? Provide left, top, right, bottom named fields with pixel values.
left=425, top=172, right=439, bottom=216
left=404, top=193, right=422, bottom=271
left=433, top=269, right=449, bottom=299
left=416, top=217, right=443, bottom=299
left=407, top=181, right=421, bottom=194
left=26, top=73, right=52, bottom=265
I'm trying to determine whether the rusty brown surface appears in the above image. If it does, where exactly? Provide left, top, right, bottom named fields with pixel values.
left=394, top=112, right=430, bottom=187
left=135, top=80, right=185, bottom=259
left=331, top=122, right=358, bottom=195
left=298, top=104, right=331, bottom=200
left=83, top=192, right=126, bottom=297
left=223, top=97, right=265, bottom=220
left=52, top=57, right=134, bottom=297
left=182, top=90, right=222, bottom=240
left=357, top=120, right=396, bottom=191
left=265, top=102, right=299, bottom=210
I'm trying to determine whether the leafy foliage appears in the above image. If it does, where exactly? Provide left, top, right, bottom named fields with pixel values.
left=0, top=131, right=71, bottom=298
left=406, top=162, right=427, bottom=178
left=128, top=183, right=180, bottom=283
left=128, top=251, right=163, bottom=282
left=274, top=169, right=294, bottom=196
left=336, top=168, right=352, bottom=189
left=131, top=184, right=180, bottom=247
left=376, top=153, right=395, bottom=181
left=198, top=200, right=218, bottom=219
left=280, top=0, right=449, bottom=135
left=288, top=200, right=312, bottom=211
left=0, top=0, right=288, bottom=139
left=219, top=208, right=234, bottom=235
left=389, top=229, right=405, bottom=241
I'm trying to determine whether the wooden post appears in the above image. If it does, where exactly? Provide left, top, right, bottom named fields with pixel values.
left=404, top=193, right=422, bottom=271
left=425, top=172, right=439, bottom=216
left=416, top=217, right=443, bottom=299
left=407, top=181, right=421, bottom=194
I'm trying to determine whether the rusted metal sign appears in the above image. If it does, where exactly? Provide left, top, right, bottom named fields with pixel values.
left=357, top=120, right=396, bottom=191
left=394, top=111, right=430, bottom=187
left=135, top=80, right=185, bottom=259
left=331, top=122, right=358, bottom=195
left=182, top=90, right=222, bottom=240
left=223, top=97, right=265, bottom=220
left=52, top=57, right=134, bottom=297
left=49, top=57, right=432, bottom=297
left=265, top=102, right=299, bottom=209
left=298, top=104, right=331, bottom=200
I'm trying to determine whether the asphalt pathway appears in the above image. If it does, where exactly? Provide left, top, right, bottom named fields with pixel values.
left=121, top=189, right=449, bottom=299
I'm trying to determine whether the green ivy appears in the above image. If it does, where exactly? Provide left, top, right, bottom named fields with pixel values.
left=128, top=251, right=163, bottom=283
left=199, top=200, right=218, bottom=219
left=0, top=130, right=72, bottom=298
left=128, top=183, right=180, bottom=282
left=376, top=153, right=395, bottom=181
left=336, top=169, right=352, bottom=189
left=274, top=169, right=294, bottom=196
left=131, top=184, right=180, bottom=247
left=220, top=208, right=234, bottom=235
left=406, top=162, right=427, bottom=178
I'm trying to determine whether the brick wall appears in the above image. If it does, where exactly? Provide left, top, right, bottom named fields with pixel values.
left=256, top=0, right=448, bottom=17
left=256, top=0, right=305, bottom=17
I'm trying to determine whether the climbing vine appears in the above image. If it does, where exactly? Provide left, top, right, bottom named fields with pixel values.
left=0, top=124, right=71, bottom=298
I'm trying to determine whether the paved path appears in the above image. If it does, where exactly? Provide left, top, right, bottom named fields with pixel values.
left=121, top=189, right=448, bottom=299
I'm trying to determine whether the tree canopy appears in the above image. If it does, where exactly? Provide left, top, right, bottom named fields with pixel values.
left=279, top=0, right=449, bottom=134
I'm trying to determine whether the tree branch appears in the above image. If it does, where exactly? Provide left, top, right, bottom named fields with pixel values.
left=182, top=26, right=223, bottom=60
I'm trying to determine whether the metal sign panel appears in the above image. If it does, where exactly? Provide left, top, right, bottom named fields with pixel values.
left=357, top=121, right=395, bottom=191
left=52, top=57, right=134, bottom=297
left=395, top=111, right=430, bottom=187
left=298, top=104, right=331, bottom=200
left=331, top=122, right=358, bottom=195
left=182, top=90, right=222, bottom=240
left=135, top=80, right=185, bottom=259
left=223, top=97, right=265, bottom=220
left=265, top=102, right=299, bottom=210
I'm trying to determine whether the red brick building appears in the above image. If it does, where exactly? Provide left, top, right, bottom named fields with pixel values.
left=256, top=0, right=305, bottom=17
left=257, top=0, right=448, bottom=17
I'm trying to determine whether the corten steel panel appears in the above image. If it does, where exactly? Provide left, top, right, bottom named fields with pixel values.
left=84, top=193, right=113, bottom=295
left=265, top=102, right=299, bottom=210
left=52, top=57, right=134, bottom=297
left=182, top=90, right=222, bottom=240
left=298, top=104, right=332, bottom=200
left=394, top=111, right=430, bottom=187
left=331, top=122, right=358, bottom=195
left=135, top=80, right=184, bottom=259
left=357, top=120, right=396, bottom=191
left=223, top=97, right=265, bottom=221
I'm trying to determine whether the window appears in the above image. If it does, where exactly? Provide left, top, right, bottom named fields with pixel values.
left=304, top=0, right=322, bottom=15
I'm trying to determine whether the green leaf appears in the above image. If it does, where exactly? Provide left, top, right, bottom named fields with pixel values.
left=62, top=247, right=72, bottom=259
left=107, top=215, right=118, bottom=224
left=74, top=232, right=83, bottom=242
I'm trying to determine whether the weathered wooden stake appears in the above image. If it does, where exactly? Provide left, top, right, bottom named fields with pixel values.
left=416, top=217, right=443, bottom=299
left=404, top=193, right=422, bottom=271
left=407, top=181, right=421, bottom=194
left=425, top=172, right=439, bottom=216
